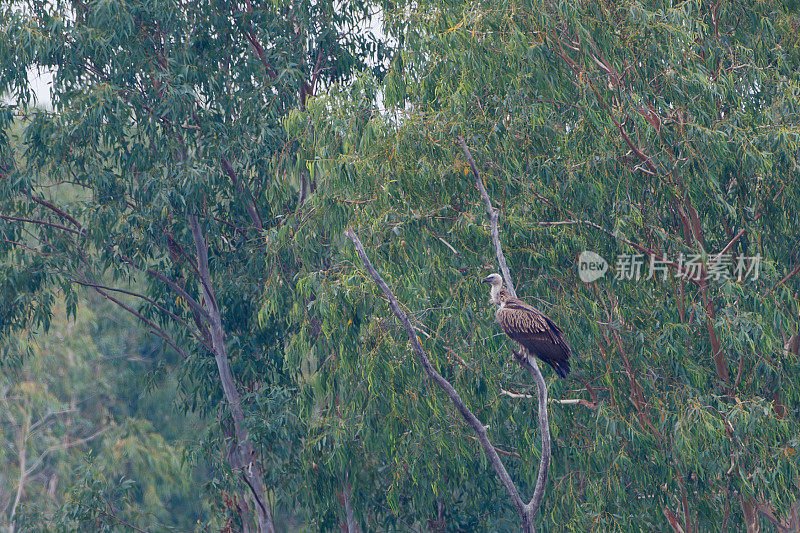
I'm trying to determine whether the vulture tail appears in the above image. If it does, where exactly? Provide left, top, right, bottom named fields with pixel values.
left=541, top=356, right=570, bottom=379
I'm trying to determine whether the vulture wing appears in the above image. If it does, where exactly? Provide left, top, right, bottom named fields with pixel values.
left=497, top=298, right=572, bottom=378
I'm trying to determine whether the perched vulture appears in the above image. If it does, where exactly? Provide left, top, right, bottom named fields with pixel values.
left=482, top=273, right=572, bottom=378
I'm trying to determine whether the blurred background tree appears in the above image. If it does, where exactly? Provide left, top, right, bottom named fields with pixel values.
left=1, top=294, right=209, bottom=531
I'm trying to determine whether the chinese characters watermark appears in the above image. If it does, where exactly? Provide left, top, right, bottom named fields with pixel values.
left=578, top=251, right=761, bottom=283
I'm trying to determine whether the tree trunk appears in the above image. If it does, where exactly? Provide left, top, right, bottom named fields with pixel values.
left=338, top=478, right=360, bottom=533
left=189, top=215, right=274, bottom=533
left=741, top=496, right=760, bottom=533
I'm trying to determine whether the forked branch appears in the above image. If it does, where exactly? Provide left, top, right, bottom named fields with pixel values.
left=344, top=228, right=530, bottom=526
left=345, top=138, right=554, bottom=530
left=459, top=136, right=552, bottom=521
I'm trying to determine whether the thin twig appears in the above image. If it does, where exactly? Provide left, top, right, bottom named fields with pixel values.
left=775, top=264, right=800, bottom=291
left=709, top=228, right=746, bottom=266
left=536, top=218, right=692, bottom=279
left=72, top=279, right=213, bottom=351
left=89, top=285, right=191, bottom=360
left=98, top=508, right=149, bottom=533
left=27, top=194, right=84, bottom=231
left=0, top=215, right=83, bottom=235
left=220, top=155, right=264, bottom=232
left=113, top=249, right=211, bottom=324
left=24, top=426, right=110, bottom=477
left=464, top=434, right=522, bottom=458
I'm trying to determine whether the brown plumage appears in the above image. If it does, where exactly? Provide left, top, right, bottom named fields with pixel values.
left=482, top=273, right=572, bottom=378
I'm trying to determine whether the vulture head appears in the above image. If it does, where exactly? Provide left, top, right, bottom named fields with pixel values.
left=481, top=273, right=504, bottom=304
left=481, top=273, right=503, bottom=286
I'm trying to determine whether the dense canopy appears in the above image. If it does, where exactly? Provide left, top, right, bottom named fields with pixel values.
left=1, top=0, right=799, bottom=530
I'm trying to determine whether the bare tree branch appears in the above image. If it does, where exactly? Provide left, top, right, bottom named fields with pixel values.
left=9, top=412, right=30, bottom=533
left=88, top=284, right=192, bottom=361
left=535, top=219, right=689, bottom=278
left=0, top=214, right=82, bottom=236
left=458, top=137, right=552, bottom=523
left=501, top=389, right=597, bottom=410
left=774, top=264, right=800, bottom=292
left=513, top=352, right=551, bottom=519
left=72, top=279, right=213, bottom=352
left=27, top=193, right=85, bottom=232
left=113, top=249, right=212, bottom=325
left=337, top=474, right=361, bottom=533
left=709, top=228, right=746, bottom=266
left=344, top=228, right=533, bottom=529
left=24, top=426, right=110, bottom=478
left=463, top=434, right=522, bottom=459
left=457, top=136, right=516, bottom=297
left=220, top=155, right=264, bottom=232
left=1, top=205, right=213, bottom=332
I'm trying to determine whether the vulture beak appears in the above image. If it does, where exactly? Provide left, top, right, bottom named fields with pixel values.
left=481, top=276, right=493, bottom=284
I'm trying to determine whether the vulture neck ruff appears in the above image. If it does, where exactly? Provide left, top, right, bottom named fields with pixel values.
left=490, top=283, right=505, bottom=305
left=493, top=289, right=514, bottom=312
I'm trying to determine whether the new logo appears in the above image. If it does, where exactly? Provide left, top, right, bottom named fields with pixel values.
left=578, top=251, right=608, bottom=282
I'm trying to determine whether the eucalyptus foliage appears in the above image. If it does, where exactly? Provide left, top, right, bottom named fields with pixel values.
left=278, top=0, right=800, bottom=530
left=2, top=0, right=800, bottom=531
left=0, top=297, right=205, bottom=531
left=1, top=0, right=384, bottom=529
